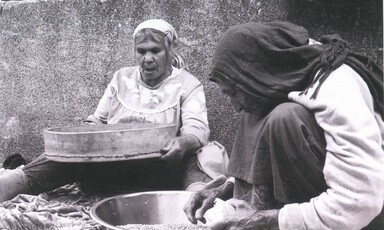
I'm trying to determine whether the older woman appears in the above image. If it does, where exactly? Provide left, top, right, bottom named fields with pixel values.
left=184, top=22, right=384, bottom=230
left=0, top=19, right=227, bottom=202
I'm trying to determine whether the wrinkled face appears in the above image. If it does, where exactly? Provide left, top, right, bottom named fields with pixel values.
left=216, top=80, right=263, bottom=114
left=216, top=81, right=242, bottom=112
left=135, top=36, right=171, bottom=87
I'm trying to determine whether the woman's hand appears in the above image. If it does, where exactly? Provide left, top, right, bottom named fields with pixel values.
left=160, top=135, right=201, bottom=165
left=183, top=175, right=234, bottom=224
left=211, top=208, right=280, bottom=230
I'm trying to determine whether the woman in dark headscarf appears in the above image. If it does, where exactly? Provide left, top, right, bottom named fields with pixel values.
left=184, top=22, right=384, bottom=230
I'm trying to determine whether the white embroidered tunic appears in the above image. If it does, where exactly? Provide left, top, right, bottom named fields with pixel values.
left=87, top=66, right=210, bottom=145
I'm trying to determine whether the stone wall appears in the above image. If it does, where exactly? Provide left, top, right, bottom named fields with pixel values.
left=0, top=0, right=382, bottom=162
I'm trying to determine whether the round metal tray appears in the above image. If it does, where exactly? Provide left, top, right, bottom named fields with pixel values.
left=43, top=123, right=176, bottom=162
left=90, top=191, right=196, bottom=229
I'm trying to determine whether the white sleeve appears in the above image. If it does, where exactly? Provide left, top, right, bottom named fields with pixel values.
left=179, top=83, right=210, bottom=145
left=92, top=75, right=117, bottom=123
left=280, top=65, right=384, bottom=230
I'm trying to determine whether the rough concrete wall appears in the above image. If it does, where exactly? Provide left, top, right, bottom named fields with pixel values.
left=0, top=0, right=382, bottom=162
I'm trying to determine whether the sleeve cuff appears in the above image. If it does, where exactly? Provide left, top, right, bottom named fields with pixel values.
left=278, top=204, right=306, bottom=230
left=180, top=129, right=209, bottom=146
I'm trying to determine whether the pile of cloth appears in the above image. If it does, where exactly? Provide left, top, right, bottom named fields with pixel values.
left=0, top=166, right=105, bottom=230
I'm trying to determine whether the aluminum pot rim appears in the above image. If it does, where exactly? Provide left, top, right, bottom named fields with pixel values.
left=90, top=190, right=193, bottom=230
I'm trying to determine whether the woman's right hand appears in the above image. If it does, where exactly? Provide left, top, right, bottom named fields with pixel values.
left=183, top=175, right=234, bottom=224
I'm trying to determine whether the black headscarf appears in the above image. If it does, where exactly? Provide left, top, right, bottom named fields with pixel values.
left=210, top=22, right=383, bottom=119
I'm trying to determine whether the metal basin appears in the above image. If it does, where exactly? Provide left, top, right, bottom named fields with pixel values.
left=90, top=191, right=197, bottom=229
left=44, top=123, right=176, bottom=162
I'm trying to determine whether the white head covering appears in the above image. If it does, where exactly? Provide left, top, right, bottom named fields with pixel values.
left=133, top=19, right=187, bottom=69
left=133, top=19, right=178, bottom=44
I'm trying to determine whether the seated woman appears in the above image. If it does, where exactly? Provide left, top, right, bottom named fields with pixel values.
left=0, top=19, right=228, bottom=202
left=184, top=22, right=384, bottom=230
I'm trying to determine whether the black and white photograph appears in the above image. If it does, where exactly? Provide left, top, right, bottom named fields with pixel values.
left=0, top=0, right=383, bottom=229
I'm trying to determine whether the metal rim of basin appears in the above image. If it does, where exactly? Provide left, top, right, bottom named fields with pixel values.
left=90, top=190, right=194, bottom=230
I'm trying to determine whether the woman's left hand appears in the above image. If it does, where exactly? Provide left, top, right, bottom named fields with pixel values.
left=160, top=135, right=201, bottom=165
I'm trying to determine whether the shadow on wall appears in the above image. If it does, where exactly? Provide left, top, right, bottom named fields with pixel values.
left=286, top=0, right=383, bottom=64
left=287, top=0, right=382, bottom=28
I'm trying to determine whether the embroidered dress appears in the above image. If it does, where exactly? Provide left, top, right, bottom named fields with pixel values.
left=86, top=66, right=228, bottom=184
left=87, top=66, right=209, bottom=145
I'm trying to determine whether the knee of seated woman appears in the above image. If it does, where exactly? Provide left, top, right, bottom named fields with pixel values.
left=267, top=102, right=312, bottom=125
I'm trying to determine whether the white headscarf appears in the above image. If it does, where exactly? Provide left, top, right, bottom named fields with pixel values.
left=133, top=19, right=187, bottom=69
left=133, top=19, right=178, bottom=44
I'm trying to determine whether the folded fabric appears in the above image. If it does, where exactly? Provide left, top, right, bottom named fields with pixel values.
left=196, top=141, right=229, bottom=179
left=0, top=183, right=104, bottom=230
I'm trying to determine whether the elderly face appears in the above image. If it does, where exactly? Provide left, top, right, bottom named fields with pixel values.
left=135, top=35, right=172, bottom=87
left=216, top=81, right=241, bottom=112
left=216, top=80, right=268, bottom=116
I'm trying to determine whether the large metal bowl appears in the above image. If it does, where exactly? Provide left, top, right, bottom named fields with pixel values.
left=90, top=191, right=199, bottom=230
left=44, top=123, right=176, bottom=162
